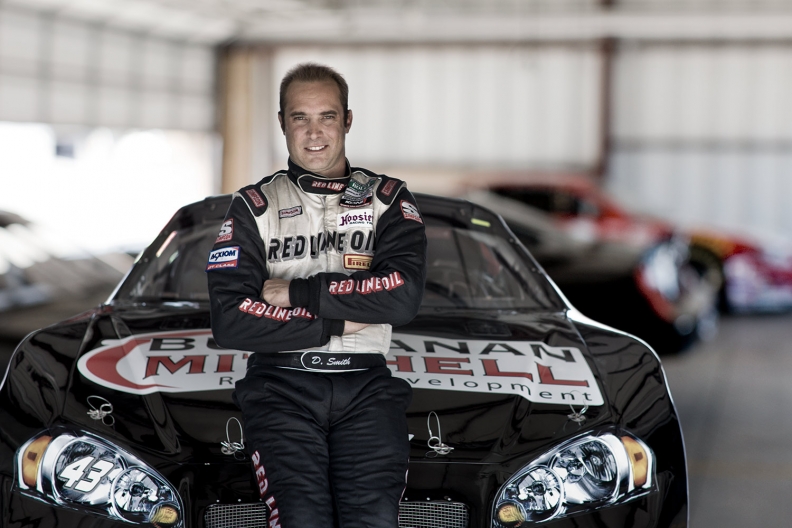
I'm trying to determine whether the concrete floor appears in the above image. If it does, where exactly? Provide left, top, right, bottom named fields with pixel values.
left=662, top=313, right=792, bottom=527
left=1, top=313, right=790, bottom=526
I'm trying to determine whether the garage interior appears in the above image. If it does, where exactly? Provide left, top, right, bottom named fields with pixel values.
left=2, top=0, right=792, bottom=526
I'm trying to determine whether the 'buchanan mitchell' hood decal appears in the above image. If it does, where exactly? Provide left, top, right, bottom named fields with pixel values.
left=77, top=330, right=603, bottom=406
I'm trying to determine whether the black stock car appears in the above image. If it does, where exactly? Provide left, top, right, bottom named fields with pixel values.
left=0, top=194, right=687, bottom=528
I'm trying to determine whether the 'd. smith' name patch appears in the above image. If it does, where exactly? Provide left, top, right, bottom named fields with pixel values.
left=206, top=246, right=240, bottom=271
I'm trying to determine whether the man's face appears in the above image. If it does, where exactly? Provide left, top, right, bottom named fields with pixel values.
left=279, top=80, right=352, bottom=179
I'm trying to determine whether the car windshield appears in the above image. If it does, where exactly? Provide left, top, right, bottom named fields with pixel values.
left=115, top=200, right=563, bottom=312
left=422, top=226, right=556, bottom=310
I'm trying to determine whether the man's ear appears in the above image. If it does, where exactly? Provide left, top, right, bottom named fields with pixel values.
left=345, top=109, right=353, bottom=133
left=278, top=111, right=285, bottom=133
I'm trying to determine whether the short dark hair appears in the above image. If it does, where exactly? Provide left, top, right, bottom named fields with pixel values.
left=279, top=62, right=349, bottom=116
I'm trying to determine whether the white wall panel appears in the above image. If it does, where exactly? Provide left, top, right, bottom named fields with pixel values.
left=97, top=85, right=131, bottom=127
left=182, top=47, right=215, bottom=88
left=98, top=32, right=135, bottom=86
left=49, top=80, right=88, bottom=124
left=141, top=39, right=174, bottom=92
left=609, top=148, right=792, bottom=238
left=270, top=45, right=600, bottom=170
left=51, top=19, right=91, bottom=81
left=615, top=45, right=792, bottom=142
left=0, top=74, right=38, bottom=121
left=0, top=5, right=216, bottom=131
left=609, top=44, right=792, bottom=239
left=0, top=10, right=41, bottom=66
left=621, top=0, right=789, bottom=9
left=139, top=91, right=173, bottom=130
left=179, top=93, right=215, bottom=131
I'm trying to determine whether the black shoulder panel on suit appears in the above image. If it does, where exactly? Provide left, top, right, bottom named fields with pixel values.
left=238, top=184, right=269, bottom=217
left=375, top=175, right=405, bottom=206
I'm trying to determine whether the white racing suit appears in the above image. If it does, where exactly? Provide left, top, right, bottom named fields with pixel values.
left=207, top=159, right=427, bottom=528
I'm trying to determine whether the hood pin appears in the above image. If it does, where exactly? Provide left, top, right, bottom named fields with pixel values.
left=86, top=395, right=115, bottom=426
left=221, top=417, right=246, bottom=459
left=567, top=403, right=588, bottom=424
left=426, top=411, right=454, bottom=457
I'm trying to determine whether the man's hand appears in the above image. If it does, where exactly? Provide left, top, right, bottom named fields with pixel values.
left=261, top=279, right=292, bottom=308
left=343, top=321, right=369, bottom=334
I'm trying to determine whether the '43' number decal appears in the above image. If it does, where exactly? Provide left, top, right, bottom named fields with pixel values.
left=59, top=456, right=115, bottom=492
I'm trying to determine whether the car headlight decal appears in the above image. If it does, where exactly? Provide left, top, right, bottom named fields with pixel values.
left=16, top=430, right=183, bottom=527
left=621, top=435, right=650, bottom=488
left=21, top=434, right=52, bottom=488
left=493, top=432, right=654, bottom=527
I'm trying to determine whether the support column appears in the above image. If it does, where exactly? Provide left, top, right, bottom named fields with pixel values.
left=218, top=46, right=253, bottom=194
left=217, top=45, right=276, bottom=194
left=594, top=36, right=616, bottom=181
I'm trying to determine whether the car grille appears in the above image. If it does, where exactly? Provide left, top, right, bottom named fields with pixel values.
left=203, top=500, right=470, bottom=528
left=204, top=503, right=268, bottom=528
left=399, top=501, right=470, bottom=528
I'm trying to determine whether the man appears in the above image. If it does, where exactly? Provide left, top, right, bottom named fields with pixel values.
left=206, top=62, right=427, bottom=528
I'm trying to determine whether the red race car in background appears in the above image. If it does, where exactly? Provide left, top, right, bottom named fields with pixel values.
left=484, top=173, right=792, bottom=314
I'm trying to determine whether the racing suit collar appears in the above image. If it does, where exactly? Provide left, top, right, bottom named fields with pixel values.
left=287, top=158, right=352, bottom=195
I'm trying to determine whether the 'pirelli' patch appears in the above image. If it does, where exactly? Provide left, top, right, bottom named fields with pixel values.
left=400, top=200, right=423, bottom=224
left=344, top=254, right=373, bottom=270
left=206, top=246, right=240, bottom=271
left=278, top=206, right=303, bottom=219
left=215, top=219, right=233, bottom=243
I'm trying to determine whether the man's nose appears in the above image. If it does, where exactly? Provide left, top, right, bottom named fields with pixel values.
left=307, top=119, right=322, bottom=138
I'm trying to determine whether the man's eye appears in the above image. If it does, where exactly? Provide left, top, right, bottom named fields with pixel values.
left=323, top=115, right=335, bottom=120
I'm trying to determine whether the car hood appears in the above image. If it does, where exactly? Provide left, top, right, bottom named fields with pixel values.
left=42, top=305, right=659, bottom=468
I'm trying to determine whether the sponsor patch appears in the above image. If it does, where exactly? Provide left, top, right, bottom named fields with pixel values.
left=400, top=200, right=423, bottom=224
left=267, top=230, right=375, bottom=262
left=245, top=188, right=266, bottom=208
left=380, top=179, right=398, bottom=197
left=206, top=246, right=240, bottom=271
left=238, top=298, right=316, bottom=322
left=337, top=209, right=373, bottom=230
left=215, top=219, right=233, bottom=243
left=278, top=205, right=303, bottom=219
left=312, top=180, right=345, bottom=191
left=300, top=352, right=355, bottom=371
left=329, top=271, right=404, bottom=295
left=340, top=179, right=375, bottom=208
left=344, top=254, right=373, bottom=270
left=75, top=328, right=604, bottom=406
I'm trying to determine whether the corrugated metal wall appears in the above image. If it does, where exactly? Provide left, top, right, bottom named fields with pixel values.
left=269, top=45, right=602, bottom=171
left=608, top=43, right=792, bottom=237
left=0, top=5, right=215, bottom=131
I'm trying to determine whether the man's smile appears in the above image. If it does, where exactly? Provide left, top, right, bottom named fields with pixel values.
left=306, top=145, right=327, bottom=151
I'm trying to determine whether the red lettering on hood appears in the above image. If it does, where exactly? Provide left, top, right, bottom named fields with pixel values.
left=82, top=330, right=210, bottom=391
